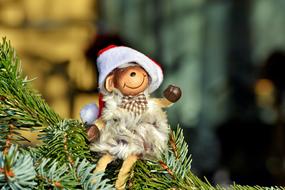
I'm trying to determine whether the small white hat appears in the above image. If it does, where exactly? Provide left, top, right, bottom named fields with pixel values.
left=97, top=45, right=163, bottom=94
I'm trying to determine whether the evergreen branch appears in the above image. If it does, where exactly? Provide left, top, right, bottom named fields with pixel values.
left=35, top=158, right=114, bottom=190
left=166, top=126, right=192, bottom=179
left=63, top=132, right=75, bottom=165
left=130, top=127, right=208, bottom=189
left=132, top=160, right=175, bottom=189
left=73, top=158, right=114, bottom=190
left=38, top=119, right=91, bottom=165
left=35, top=158, right=77, bottom=189
left=0, top=144, right=37, bottom=189
left=0, top=124, right=30, bottom=153
left=0, top=37, right=61, bottom=129
left=169, top=130, right=178, bottom=159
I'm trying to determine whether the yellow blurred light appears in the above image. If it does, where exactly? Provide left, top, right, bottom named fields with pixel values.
left=255, top=79, right=274, bottom=96
left=255, top=79, right=275, bottom=107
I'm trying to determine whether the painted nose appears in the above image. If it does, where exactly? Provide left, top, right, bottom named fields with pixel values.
left=130, top=72, right=136, bottom=77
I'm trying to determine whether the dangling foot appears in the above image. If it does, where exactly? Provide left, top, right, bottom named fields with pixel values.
left=93, top=153, right=114, bottom=183
left=115, top=155, right=138, bottom=190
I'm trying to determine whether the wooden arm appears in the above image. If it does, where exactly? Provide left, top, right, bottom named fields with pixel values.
left=153, top=97, right=173, bottom=108
left=94, top=117, right=106, bottom=130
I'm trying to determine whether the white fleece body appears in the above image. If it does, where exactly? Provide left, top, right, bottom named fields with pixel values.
left=90, top=91, right=169, bottom=160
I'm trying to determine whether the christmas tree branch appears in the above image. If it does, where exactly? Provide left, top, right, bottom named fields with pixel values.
left=73, top=158, right=114, bottom=190
left=63, top=132, right=75, bottom=165
left=38, top=119, right=91, bottom=165
left=35, top=158, right=114, bottom=190
left=0, top=123, right=30, bottom=152
left=169, top=130, right=179, bottom=159
left=0, top=37, right=61, bottom=131
left=129, top=127, right=195, bottom=189
left=0, top=145, right=37, bottom=189
left=35, top=158, right=76, bottom=189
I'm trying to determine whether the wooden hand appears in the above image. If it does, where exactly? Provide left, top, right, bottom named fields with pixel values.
left=153, top=85, right=182, bottom=108
left=86, top=124, right=100, bottom=143
left=163, top=85, right=182, bottom=103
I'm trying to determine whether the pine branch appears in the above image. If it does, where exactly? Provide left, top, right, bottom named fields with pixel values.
left=0, top=123, right=32, bottom=153
left=130, top=127, right=197, bottom=189
left=37, top=119, right=91, bottom=165
left=166, top=127, right=192, bottom=179
left=0, top=145, right=37, bottom=189
left=0, top=37, right=61, bottom=130
left=35, top=157, right=114, bottom=190
left=35, top=158, right=77, bottom=189
left=73, top=158, right=114, bottom=190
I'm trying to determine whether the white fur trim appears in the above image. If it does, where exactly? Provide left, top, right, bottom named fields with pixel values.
left=97, top=46, right=163, bottom=94
left=90, top=92, right=169, bottom=160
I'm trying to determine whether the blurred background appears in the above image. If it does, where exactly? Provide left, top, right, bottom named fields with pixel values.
left=1, top=0, right=285, bottom=187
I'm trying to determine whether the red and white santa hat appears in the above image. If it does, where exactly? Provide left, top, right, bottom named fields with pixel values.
left=97, top=45, right=163, bottom=94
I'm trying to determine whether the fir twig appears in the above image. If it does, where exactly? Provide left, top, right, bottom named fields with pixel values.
left=3, top=124, right=13, bottom=155
left=0, top=123, right=31, bottom=152
left=159, top=160, right=174, bottom=178
left=169, top=130, right=178, bottom=159
left=63, top=132, right=75, bottom=165
left=35, top=158, right=114, bottom=190
left=35, top=158, right=77, bottom=189
left=0, top=37, right=61, bottom=129
left=73, top=158, right=114, bottom=190
left=38, top=119, right=91, bottom=165
left=0, top=145, right=37, bottom=189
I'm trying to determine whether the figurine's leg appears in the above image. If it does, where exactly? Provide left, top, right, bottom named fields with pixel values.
left=115, top=155, right=138, bottom=190
left=93, top=153, right=114, bottom=174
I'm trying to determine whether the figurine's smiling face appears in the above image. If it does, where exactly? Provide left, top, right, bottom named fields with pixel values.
left=105, top=65, right=149, bottom=96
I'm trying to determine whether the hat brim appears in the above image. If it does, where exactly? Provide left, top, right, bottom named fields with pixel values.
left=97, top=46, right=163, bottom=94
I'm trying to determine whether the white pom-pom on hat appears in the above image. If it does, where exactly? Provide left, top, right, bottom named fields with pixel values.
left=96, top=45, right=163, bottom=94
left=80, top=103, right=99, bottom=125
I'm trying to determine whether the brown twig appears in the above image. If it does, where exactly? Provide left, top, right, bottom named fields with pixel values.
left=2, top=161, right=15, bottom=180
left=159, top=160, right=175, bottom=178
left=54, top=181, right=63, bottom=188
left=63, top=133, right=74, bottom=165
left=169, top=130, right=178, bottom=159
left=37, top=174, right=63, bottom=189
left=0, top=95, right=6, bottom=101
left=5, top=169, right=15, bottom=178
left=3, top=124, right=14, bottom=155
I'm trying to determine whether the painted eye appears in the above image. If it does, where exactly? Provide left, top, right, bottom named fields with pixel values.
left=130, top=72, right=136, bottom=77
